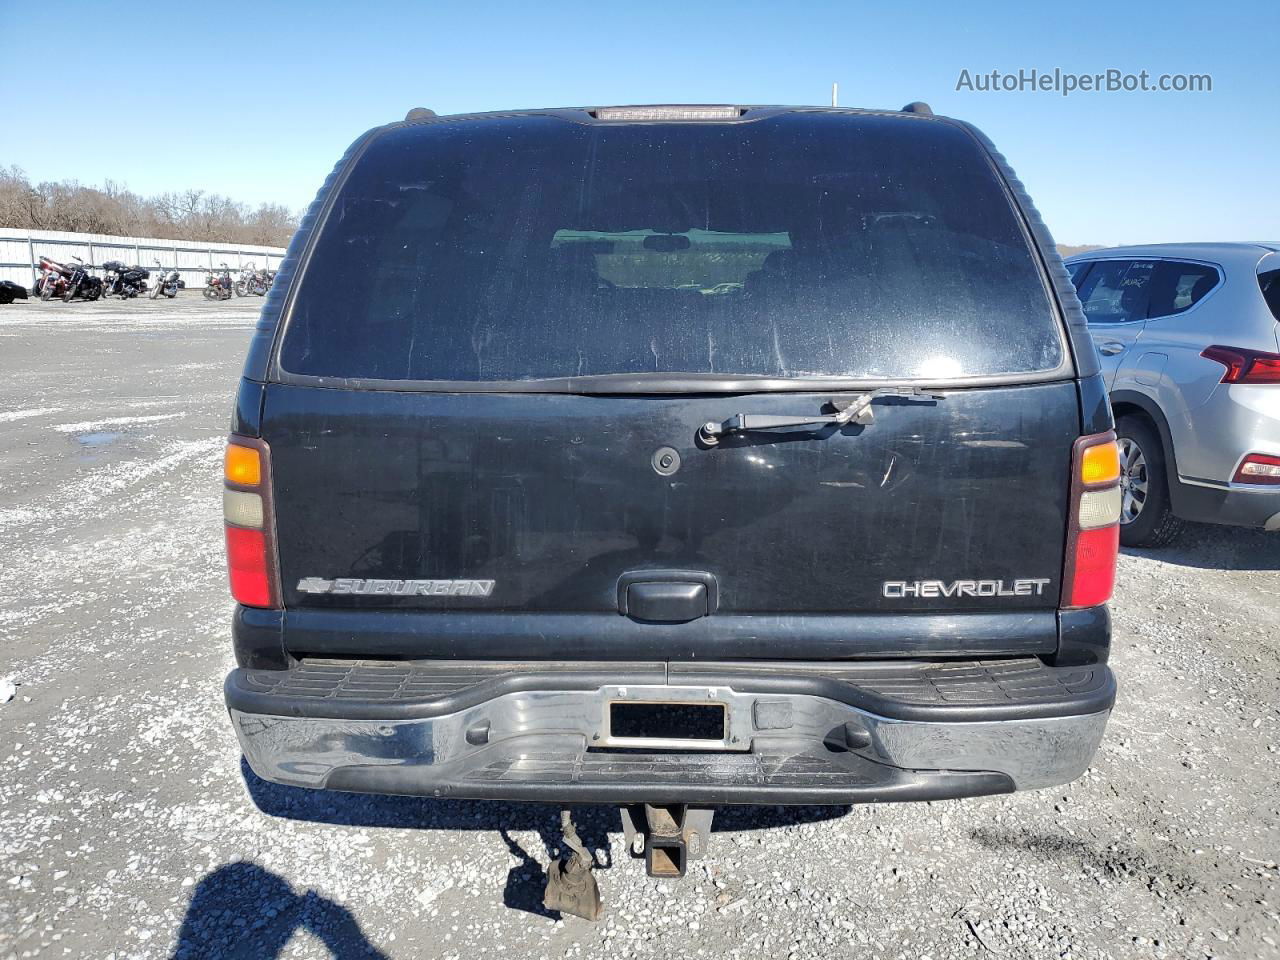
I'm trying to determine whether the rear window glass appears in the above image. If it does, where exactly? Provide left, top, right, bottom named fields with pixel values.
left=1147, top=261, right=1219, bottom=318
left=279, top=113, right=1063, bottom=383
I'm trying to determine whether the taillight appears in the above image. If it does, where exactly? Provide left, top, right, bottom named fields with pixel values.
left=223, top=436, right=280, bottom=608
left=1234, top=453, right=1280, bottom=485
left=1064, top=431, right=1121, bottom=608
left=1201, top=345, right=1280, bottom=384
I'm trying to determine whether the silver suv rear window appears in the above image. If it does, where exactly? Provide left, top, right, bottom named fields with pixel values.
left=279, top=113, right=1063, bottom=383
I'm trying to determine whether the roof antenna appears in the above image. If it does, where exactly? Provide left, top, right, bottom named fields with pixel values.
left=831, top=82, right=838, bottom=107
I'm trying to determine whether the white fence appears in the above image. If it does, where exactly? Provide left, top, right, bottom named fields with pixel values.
left=0, top=228, right=288, bottom=290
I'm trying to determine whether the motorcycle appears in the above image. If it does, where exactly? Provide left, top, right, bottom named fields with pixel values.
left=234, top=262, right=270, bottom=297
left=101, top=261, right=151, bottom=299
left=36, top=256, right=102, bottom=302
left=148, top=260, right=182, bottom=299
left=204, top=263, right=234, bottom=301
left=34, top=256, right=63, bottom=300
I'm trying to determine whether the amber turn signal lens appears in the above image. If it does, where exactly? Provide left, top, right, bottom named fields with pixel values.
left=1080, top=440, right=1120, bottom=486
left=225, top=443, right=261, bottom=487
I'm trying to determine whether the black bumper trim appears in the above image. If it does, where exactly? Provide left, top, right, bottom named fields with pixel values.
left=324, top=757, right=1016, bottom=806
left=226, top=656, right=1115, bottom=725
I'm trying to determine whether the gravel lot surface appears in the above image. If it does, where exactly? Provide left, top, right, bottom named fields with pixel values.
left=1, top=296, right=1278, bottom=960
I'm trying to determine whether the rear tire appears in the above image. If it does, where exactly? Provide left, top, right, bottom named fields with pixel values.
left=1116, top=415, right=1184, bottom=548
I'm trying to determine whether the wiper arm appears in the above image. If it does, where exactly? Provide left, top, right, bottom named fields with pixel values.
left=697, top=387, right=943, bottom=445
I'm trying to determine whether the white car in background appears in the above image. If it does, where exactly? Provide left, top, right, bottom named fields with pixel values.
left=1066, top=243, right=1280, bottom=546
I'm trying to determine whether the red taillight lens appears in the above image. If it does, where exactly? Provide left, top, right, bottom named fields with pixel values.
left=1064, top=431, right=1121, bottom=609
left=224, top=436, right=279, bottom=608
left=1068, top=525, right=1119, bottom=607
left=1201, top=345, right=1280, bottom=384
left=1234, top=453, right=1280, bottom=484
left=225, top=526, right=274, bottom=607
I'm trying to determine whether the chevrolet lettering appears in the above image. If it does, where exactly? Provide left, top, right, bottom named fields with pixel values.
left=882, top=578, right=1053, bottom=599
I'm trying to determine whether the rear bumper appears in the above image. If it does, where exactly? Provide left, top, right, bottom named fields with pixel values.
left=1173, top=477, right=1280, bottom=530
left=226, top=659, right=1114, bottom=806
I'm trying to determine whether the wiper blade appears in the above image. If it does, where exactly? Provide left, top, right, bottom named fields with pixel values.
left=697, top=387, right=943, bottom=445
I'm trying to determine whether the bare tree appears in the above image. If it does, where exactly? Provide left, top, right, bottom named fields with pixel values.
left=0, top=168, right=298, bottom=246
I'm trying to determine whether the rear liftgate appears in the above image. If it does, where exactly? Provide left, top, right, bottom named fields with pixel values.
left=544, top=695, right=725, bottom=920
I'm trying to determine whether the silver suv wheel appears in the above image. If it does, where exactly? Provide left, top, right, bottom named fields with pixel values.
left=1117, top=437, right=1149, bottom=524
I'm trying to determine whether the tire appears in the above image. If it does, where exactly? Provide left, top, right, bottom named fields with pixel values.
left=203, top=286, right=217, bottom=300
left=62, top=281, right=79, bottom=303
left=150, top=279, right=163, bottom=299
left=1116, top=415, right=1184, bottom=548
left=40, top=282, right=54, bottom=301
left=234, top=280, right=247, bottom=297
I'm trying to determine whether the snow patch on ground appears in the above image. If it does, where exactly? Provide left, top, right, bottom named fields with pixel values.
left=0, top=435, right=221, bottom=535
left=0, top=407, right=62, bottom=423
left=53, top=413, right=184, bottom=433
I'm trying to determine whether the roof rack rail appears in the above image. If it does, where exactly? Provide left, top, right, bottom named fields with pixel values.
left=901, top=101, right=933, bottom=116
left=404, top=107, right=437, bottom=121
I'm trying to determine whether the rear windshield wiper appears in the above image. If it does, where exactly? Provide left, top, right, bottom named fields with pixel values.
left=697, top=387, right=944, bottom=445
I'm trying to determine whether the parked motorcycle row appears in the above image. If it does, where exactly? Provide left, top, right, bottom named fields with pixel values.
left=33, top=256, right=104, bottom=302
left=202, top=262, right=276, bottom=301
left=236, top=262, right=276, bottom=298
left=28, top=256, right=275, bottom=303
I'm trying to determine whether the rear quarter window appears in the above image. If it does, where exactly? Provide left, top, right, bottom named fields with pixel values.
left=1260, top=268, right=1280, bottom=321
left=278, top=113, right=1066, bottom=384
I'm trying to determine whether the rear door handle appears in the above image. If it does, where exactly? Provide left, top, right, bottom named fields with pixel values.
left=1096, top=341, right=1126, bottom=356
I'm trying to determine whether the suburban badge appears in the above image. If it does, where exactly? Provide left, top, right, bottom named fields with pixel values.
left=297, top=577, right=496, bottom=597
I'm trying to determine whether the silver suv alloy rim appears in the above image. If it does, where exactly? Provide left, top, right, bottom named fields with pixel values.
left=1117, top=437, right=1149, bottom=524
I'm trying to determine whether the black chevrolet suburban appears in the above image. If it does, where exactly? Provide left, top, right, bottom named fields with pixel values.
left=222, top=103, right=1119, bottom=912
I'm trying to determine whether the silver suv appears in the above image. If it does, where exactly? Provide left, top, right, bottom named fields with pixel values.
left=1065, top=243, right=1280, bottom=546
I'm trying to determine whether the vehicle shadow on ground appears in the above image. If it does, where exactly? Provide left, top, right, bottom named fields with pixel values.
left=240, top=760, right=850, bottom=918
left=170, top=861, right=388, bottom=959
left=1123, top=523, right=1280, bottom=571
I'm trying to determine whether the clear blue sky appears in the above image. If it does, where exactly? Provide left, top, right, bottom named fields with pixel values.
left=1, top=0, right=1276, bottom=245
